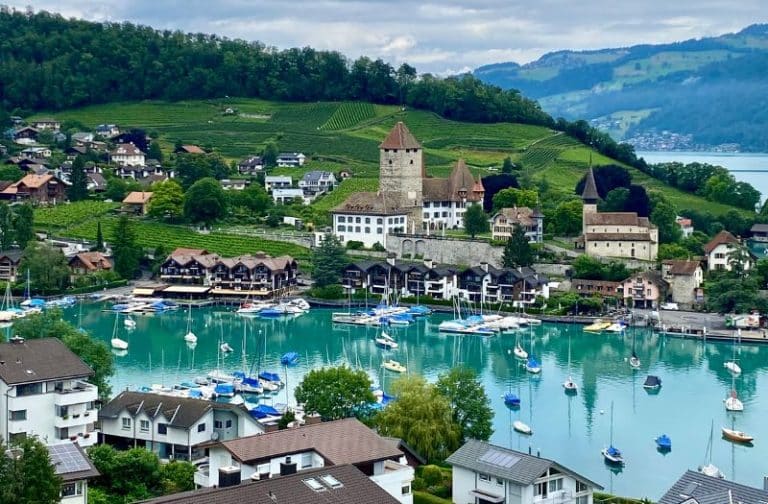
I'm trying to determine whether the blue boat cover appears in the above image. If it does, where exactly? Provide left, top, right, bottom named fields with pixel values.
left=249, top=404, right=280, bottom=419
left=656, top=435, right=672, bottom=448
left=214, top=383, right=235, bottom=395
left=504, top=393, right=521, bottom=405
left=188, top=389, right=203, bottom=398
left=607, top=446, right=622, bottom=457
left=281, top=352, right=299, bottom=365
left=259, top=371, right=281, bottom=382
left=241, top=377, right=261, bottom=387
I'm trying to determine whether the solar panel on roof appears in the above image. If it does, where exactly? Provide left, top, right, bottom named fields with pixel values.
left=303, top=478, right=326, bottom=492
left=49, top=444, right=91, bottom=474
left=479, top=448, right=520, bottom=468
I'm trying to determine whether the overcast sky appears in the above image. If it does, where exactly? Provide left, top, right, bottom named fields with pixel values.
left=7, top=1, right=766, bottom=74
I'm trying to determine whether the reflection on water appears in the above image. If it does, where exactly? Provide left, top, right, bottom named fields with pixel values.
left=66, top=305, right=768, bottom=499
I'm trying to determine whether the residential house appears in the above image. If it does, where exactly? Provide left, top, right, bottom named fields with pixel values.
left=571, top=279, right=621, bottom=299
left=272, top=188, right=309, bottom=205
left=490, top=207, right=544, bottom=243
left=580, top=168, right=658, bottom=261
left=99, top=391, right=264, bottom=462
left=676, top=216, right=694, bottom=238
left=0, top=173, right=68, bottom=204
left=750, top=223, right=768, bottom=242
left=276, top=152, right=306, bottom=167
left=264, top=175, right=292, bottom=191
left=662, top=260, right=704, bottom=306
left=31, top=118, right=61, bottom=131
left=619, top=270, right=669, bottom=309
left=299, top=170, right=337, bottom=194
left=197, top=417, right=414, bottom=504
left=20, top=146, right=52, bottom=158
left=9, top=126, right=39, bottom=144
left=220, top=179, right=248, bottom=191
left=704, top=230, right=752, bottom=272
left=446, top=440, right=601, bottom=504
left=175, top=144, right=205, bottom=155
left=68, top=252, right=113, bottom=282
left=140, top=464, right=400, bottom=504
left=71, top=132, right=94, bottom=145
left=66, top=145, right=89, bottom=158
left=238, top=156, right=264, bottom=175
left=110, top=143, right=146, bottom=167
left=95, top=124, right=119, bottom=138
left=87, top=173, right=108, bottom=193
left=658, top=470, right=768, bottom=504
left=49, top=443, right=100, bottom=504
left=122, top=191, right=153, bottom=215
left=0, top=337, right=99, bottom=447
left=0, top=250, right=23, bottom=283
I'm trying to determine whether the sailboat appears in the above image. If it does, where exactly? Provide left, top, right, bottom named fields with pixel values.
left=513, top=375, right=533, bottom=435
left=698, top=420, right=724, bottom=478
left=721, top=426, right=754, bottom=444
left=124, top=316, right=136, bottom=329
left=512, top=332, right=528, bottom=360
left=183, top=302, right=197, bottom=343
left=524, top=326, right=541, bottom=374
left=601, top=401, right=624, bottom=465
left=504, top=364, right=521, bottom=408
left=724, top=332, right=742, bottom=375
left=563, top=333, right=578, bottom=393
left=110, top=313, right=128, bottom=350
left=724, top=352, right=744, bottom=411
left=628, top=330, right=640, bottom=369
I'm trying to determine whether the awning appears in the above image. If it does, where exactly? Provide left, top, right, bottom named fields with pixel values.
left=161, top=285, right=211, bottom=294
left=469, top=490, right=504, bottom=503
left=132, top=288, right=156, bottom=296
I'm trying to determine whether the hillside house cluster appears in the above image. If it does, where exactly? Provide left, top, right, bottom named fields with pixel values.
left=263, top=171, right=338, bottom=205
left=343, top=257, right=549, bottom=305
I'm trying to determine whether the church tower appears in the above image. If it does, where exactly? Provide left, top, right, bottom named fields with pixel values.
left=581, top=167, right=600, bottom=232
left=379, top=122, right=424, bottom=220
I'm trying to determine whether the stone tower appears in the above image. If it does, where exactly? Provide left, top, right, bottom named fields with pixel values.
left=379, top=122, right=424, bottom=227
left=581, top=166, right=600, bottom=231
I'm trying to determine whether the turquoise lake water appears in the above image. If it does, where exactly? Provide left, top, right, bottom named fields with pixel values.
left=63, top=304, right=768, bottom=499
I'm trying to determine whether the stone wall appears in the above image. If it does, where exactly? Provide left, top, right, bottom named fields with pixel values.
left=386, top=234, right=503, bottom=267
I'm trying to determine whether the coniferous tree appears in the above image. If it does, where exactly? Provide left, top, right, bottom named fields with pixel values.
left=502, top=224, right=535, bottom=268
left=111, top=216, right=141, bottom=279
left=67, top=155, right=89, bottom=201
left=94, top=221, right=105, bottom=251
left=311, top=233, right=348, bottom=287
left=13, top=204, right=34, bottom=249
left=0, top=202, right=14, bottom=251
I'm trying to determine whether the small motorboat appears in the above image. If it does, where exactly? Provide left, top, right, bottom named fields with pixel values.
left=584, top=320, right=611, bottom=333
left=513, top=343, right=528, bottom=360
left=602, top=446, right=624, bottom=465
left=655, top=434, right=672, bottom=451
left=724, top=361, right=742, bottom=375
left=513, top=420, right=532, bottom=435
left=213, top=382, right=235, bottom=398
left=524, top=356, right=541, bottom=374
left=110, top=337, right=128, bottom=350
left=721, top=427, right=754, bottom=444
left=280, top=352, right=300, bottom=366
left=184, top=331, right=197, bottom=344
left=643, top=375, right=662, bottom=390
left=699, top=464, right=725, bottom=479
left=382, top=359, right=407, bottom=373
left=563, top=377, right=578, bottom=394
left=258, top=371, right=284, bottom=389
left=220, top=342, right=234, bottom=353
left=724, top=390, right=744, bottom=412
left=375, top=332, right=399, bottom=350
left=629, top=354, right=641, bottom=369
left=503, top=393, right=521, bottom=408
left=124, top=317, right=136, bottom=329
left=605, top=321, right=626, bottom=333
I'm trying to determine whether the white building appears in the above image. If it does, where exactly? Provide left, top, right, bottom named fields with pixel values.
left=109, top=143, right=145, bottom=167
left=277, top=152, right=306, bottom=167
left=95, top=124, right=120, bottom=138
left=98, top=391, right=264, bottom=461
left=20, top=146, right=52, bottom=158
left=0, top=337, right=99, bottom=447
left=199, top=417, right=414, bottom=504
left=333, top=212, right=409, bottom=248
left=676, top=216, right=694, bottom=238
left=272, top=188, right=309, bottom=205
left=49, top=443, right=100, bottom=504
left=264, top=175, right=293, bottom=191
left=299, top=170, right=337, bottom=194
left=490, top=207, right=544, bottom=243
left=422, top=159, right=485, bottom=230
left=447, top=440, right=602, bottom=504
left=704, top=230, right=752, bottom=272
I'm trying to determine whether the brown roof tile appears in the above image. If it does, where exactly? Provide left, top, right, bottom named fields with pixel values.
left=704, top=230, right=740, bottom=254
left=332, top=192, right=407, bottom=215
left=584, top=212, right=646, bottom=226
left=423, top=159, right=483, bottom=203
left=179, top=145, right=205, bottom=154
left=15, top=173, right=54, bottom=189
left=0, top=338, right=93, bottom=385
left=70, top=252, right=112, bottom=271
left=122, top=191, right=153, bottom=204
left=585, top=232, right=654, bottom=242
left=222, top=417, right=403, bottom=466
left=494, top=207, right=536, bottom=227
left=663, top=260, right=700, bottom=275
left=379, top=122, right=421, bottom=150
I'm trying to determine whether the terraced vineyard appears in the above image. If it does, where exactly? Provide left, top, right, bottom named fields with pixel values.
left=35, top=201, right=119, bottom=229
left=319, top=103, right=376, bottom=130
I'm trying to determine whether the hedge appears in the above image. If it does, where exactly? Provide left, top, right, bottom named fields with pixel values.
left=414, top=491, right=452, bottom=504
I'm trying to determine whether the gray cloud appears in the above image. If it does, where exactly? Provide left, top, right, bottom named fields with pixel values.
left=6, top=1, right=766, bottom=73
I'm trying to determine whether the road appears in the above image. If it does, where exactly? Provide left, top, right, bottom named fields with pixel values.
left=632, top=308, right=727, bottom=331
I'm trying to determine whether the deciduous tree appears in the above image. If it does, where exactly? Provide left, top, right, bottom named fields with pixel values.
left=463, top=203, right=488, bottom=239
left=183, top=177, right=227, bottom=224
left=0, top=437, right=61, bottom=504
left=294, top=366, right=375, bottom=420
left=436, top=367, right=494, bottom=443
left=551, top=200, right=582, bottom=236
left=0, top=202, right=14, bottom=250
left=19, top=242, right=69, bottom=293
left=148, top=180, right=184, bottom=222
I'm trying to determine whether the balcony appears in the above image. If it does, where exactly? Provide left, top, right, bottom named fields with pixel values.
left=54, top=382, right=98, bottom=406
left=55, top=409, right=98, bottom=428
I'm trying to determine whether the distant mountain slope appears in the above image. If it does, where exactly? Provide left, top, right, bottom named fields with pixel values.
left=474, top=25, right=768, bottom=151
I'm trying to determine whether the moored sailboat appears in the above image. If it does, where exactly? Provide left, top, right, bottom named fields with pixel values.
left=601, top=401, right=624, bottom=465
left=698, top=420, right=724, bottom=478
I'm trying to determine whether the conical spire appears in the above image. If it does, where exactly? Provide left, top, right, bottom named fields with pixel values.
left=379, top=122, right=421, bottom=150
left=582, top=167, right=599, bottom=202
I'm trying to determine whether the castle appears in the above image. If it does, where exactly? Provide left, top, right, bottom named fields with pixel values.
left=332, top=122, right=484, bottom=247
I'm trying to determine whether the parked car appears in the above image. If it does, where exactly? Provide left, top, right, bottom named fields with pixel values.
left=660, top=302, right=679, bottom=310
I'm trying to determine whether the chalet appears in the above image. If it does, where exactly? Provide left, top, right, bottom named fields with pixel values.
left=71, top=132, right=95, bottom=144
left=0, top=250, right=23, bottom=282
left=175, top=144, right=205, bottom=155
left=571, top=278, right=621, bottom=298
left=299, top=170, right=337, bottom=194
left=238, top=156, right=264, bottom=175
left=66, top=145, right=89, bottom=158
left=87, top=173, right=108, bottom=192
left=276, top=152, right=306, bottom=167
left=750, top=223, right=768, bottom=242
left=30, top=118, right=61, bottom=131
left=122, top=191, right=153, bottom=215
left=110, top=143, right=145, bottom=167
left=8, top=126, right=39, bottom=144
left=264, top=175, right=292, bottom=191
left=95, top=124, right=120, bottom=138
left=68, top=252, right=113, bottom=282
left=20, top=146, right=52, bottom=158
left=490, top=206, right=544, bottom=243
left=49, top=443, right=100, bottom=504
left=0, top=173, right=67, bottom=204
left=704, top=230, right=752, bottom=272
left=658, top=470, right=768, bottom=504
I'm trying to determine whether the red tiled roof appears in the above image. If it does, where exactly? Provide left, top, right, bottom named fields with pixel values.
left=379, top=122, right=421, bottom=150
left=704, top=230, right=739, bottom=254
left=122, top=191, right=153, bottom=204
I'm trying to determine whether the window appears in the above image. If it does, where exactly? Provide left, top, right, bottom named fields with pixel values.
left=61, top=482, right=83, bottom=497
left=355, top=226, right=361, bottom=233
left=365, top=227, right=370, bottom=234
left=338, top=225, right=346, bottom=232
left=226, top=419, right=233, bottom=428
left=496, top=478, right=504, bottom=486
left=425, top=202, right=430, bottom=208
left=548, top=478, right=563, bottom=492
left=479, top=473, right=490, bottom=482
left=376, top=228, right=383, bottom=234
left=423, top=213, right=429, bottom=219
left=16, top=382, right=42, bottom=396
left=338, top=216, right=345, bottom=223
left=576, top=496, right=589, bottom=504
left=365, top=217, right=370, bottom=224
left=158, top=423, right=168, bottom=435
left=576, top=481, right=588, bottom=493
left=402, top=485, right=411, bottom=495
left=9, top=410, right=26, bottom=421
left=197, top=423, right=206, bottom=432
left=377, top=218, right=383, bottom=224
left=534, top=482, right=547, bottom=497
left=122, top=417, right=131, bottom=430
left=214, top=420, right=223, bottom=429
left=355, top=217, right=361, bottom=224
left=140, top=420, right=150, bottom=432
left=302, top=452, right=313, bottom=469
left=647, top=289, right=652, bottom=296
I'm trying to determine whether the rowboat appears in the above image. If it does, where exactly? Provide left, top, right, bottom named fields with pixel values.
left=513, top=420, right=532, bottom=435
left=110, top=337, right=128, bottom=350
left=721, top=427, right=754, bottom=443
left=584, top=320, right=611, bottom=333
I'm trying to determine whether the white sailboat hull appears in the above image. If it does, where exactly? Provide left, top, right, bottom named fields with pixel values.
left=513, top=346, right=528, bottom=360
left=724, top=361, right=742, bottom=375
left=111, top=338, right=128, bottom=350
left=725, top=396, right=744, bottom=412
left=513, top=420, right=532, bottom=435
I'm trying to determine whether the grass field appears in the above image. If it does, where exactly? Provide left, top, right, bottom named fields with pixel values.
left=37, top=98, right=746, bottom=217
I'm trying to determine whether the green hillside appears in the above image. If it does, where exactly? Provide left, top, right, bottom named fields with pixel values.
left=39, top=98, right=741, bottom=215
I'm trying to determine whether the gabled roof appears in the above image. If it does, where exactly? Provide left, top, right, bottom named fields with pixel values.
left=423, top=160, right=483, bottom=203
left=239, top=156, right=263, bottom=167
left=658, top=470, right=768, bottom=504
left=750, top=223, right=768, bottom=234
left=303, top=170, right=334, bottom=183
left=581, top=167, right=600, bottom=201
left=136, top=464, right=400, bottom=504
left=178, top=145, right=205, bottom=154
left=111, top=143, right=144, bottom=156
left=332, top=192, right=408, bottom=215
left=49, top=443, right=100, bottom=482
left=0, top=249, right=23, bottom=262
left=220, top=417, right=403, bottom=466
left=69, top=251, right=112, bottom=271
left=493, top=207, right=537, bottom=227
left=379, top=122, right=421, bottom=150
left=122, top=191, right=153, bottom=204
left=14, top=173, right=55, bottom=189
left=0, top=338, right=93, bottom=385
left=663, top=260, right=701, bottom=275
left=583, top=212, right=651, bottom=227
left=703, top=230, right=740, bottom=254
left=446, top=440, right=602, bottom=489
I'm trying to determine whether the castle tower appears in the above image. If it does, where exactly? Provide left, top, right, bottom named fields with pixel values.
left=581, top=167, right=600, bottom=231
left=379, top=122, right=424, bottom=223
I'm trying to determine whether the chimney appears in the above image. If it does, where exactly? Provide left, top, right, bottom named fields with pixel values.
left=280, top=457, right=297, bottom=476
left=479, top=262, right=488, bottom=272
